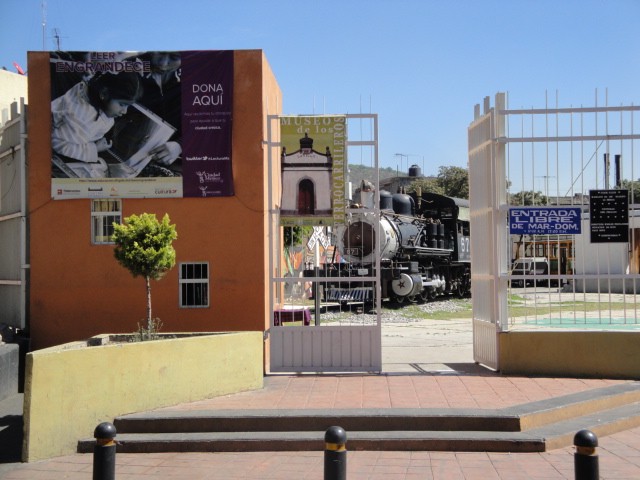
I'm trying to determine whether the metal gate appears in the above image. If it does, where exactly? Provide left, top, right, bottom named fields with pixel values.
left=468, top=95, right=507, bottom=370
left=469, top=91, right=640, bottom=371
left=267, top=113, right=382, bottom=373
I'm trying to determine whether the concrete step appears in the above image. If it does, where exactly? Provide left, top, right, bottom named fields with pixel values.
left=112, top=408, right=522, bottom=434
left=77, top=402, right=640, bottom=453
left=529, top=401, right=640, bottom=450
left=110, top=382, right=640, bottom=435
left=77, top=382, right=640, bottom=454
left=79, top=430, right=548, bottom=453
left=114, top=381, right=640, bottom=434
left=510, top=381, right=640, bottom=430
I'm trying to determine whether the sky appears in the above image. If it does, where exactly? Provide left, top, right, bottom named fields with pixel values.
left=1, top=0, right=639, bottom=175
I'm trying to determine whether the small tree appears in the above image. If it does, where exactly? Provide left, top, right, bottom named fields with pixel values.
left=509, top=190, right=548, bottom=206
left=283, top=225, right=313, bottom=249
left=436, top=166, right=469, bottom=199
left=408, top=166, right=469, bottom=198
left=112, top=213, right=177, bottom=340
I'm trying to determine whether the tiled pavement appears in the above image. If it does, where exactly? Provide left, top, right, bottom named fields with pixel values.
left=155, top=373, right=628, bottom=411
left=2, top=373, right=640, bottom=479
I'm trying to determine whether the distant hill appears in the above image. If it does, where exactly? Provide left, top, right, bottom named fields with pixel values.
left=347, top=164, right=398, bottom=189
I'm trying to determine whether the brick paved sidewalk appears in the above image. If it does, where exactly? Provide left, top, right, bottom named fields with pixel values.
left=159, top=373, right=627, bottom=411
left=2, top=373, right=639, bottom=479
left=2, top=428, right=640, bottom=479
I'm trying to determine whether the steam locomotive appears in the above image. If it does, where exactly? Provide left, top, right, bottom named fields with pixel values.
left=304, top=188, right=471, bottom=304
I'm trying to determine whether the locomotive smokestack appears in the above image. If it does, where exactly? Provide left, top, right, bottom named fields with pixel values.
left=359, top=180, right=375, bottom=209
left=615, top=154, right=622, bottom=188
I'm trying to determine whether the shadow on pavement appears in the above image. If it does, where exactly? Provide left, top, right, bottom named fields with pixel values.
left=0, top=414, right=23, bottom=463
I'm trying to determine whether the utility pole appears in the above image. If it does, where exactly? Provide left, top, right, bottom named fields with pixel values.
left=536, top=175, right=555, bottom=204
left=52, top=28, right=66, bottom=50
left=41, top=0, right=47, bottom=50
left=394, top=153, right=424, bottom=177
left=394, top=153, right=408, bottom=175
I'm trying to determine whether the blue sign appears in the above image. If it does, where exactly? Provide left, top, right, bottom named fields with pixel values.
left=509, top=207, right=582, bottom=235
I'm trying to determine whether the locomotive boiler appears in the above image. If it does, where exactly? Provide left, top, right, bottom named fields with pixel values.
left=305, top=189, right=471, bottom=305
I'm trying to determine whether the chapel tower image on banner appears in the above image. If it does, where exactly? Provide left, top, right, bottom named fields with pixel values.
left=279, top=115, right=347, bottom=226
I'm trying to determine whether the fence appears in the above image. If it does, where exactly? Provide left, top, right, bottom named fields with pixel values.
left=500, top=91, right=640, bottom=331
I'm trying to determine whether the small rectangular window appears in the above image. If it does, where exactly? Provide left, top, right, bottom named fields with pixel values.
left=180, top=262, right=209, bottom=308
left=91, top=199, right=121, bottom=244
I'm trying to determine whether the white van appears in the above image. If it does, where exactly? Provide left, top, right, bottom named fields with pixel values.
left=510, top=257, right=549, bottom=287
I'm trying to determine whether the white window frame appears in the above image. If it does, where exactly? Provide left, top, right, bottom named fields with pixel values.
left=179, top=262, right=210, bottom=308
left=91, top=199, right=122, bottom=245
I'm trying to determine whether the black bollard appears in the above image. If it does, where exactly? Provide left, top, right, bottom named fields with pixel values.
left=324, top=426, right=347, bottom=480
left=93, top=422, right=117, bottom=480
left=574, top=429, right=598, bottom=480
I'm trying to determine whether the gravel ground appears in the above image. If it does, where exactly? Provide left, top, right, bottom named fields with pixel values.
left=318, top=298, right=471, bottom=325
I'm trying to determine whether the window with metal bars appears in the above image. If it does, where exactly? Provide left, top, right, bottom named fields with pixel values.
left=180, top=262, right=209, bottom=308
left=91, top=199, right=121, bottom=244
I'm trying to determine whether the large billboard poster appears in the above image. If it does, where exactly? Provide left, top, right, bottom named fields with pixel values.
left=49, top=50, right=234, bottom=199
left=279, top=115, right=347, bottom=226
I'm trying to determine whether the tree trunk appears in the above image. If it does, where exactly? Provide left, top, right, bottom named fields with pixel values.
left=145, top=275, right=152, bottom=341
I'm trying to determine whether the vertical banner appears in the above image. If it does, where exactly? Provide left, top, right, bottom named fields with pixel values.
left=49, top=50, right=234, bottom=199
left=279, top=115, right=347, bottom=226
left=181, top=50, right=234, bottom=197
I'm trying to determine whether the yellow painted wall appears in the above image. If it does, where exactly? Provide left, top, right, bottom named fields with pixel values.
left=22, top=332, right=263, bottom=462
left=499, top=331, right=640, bottom=378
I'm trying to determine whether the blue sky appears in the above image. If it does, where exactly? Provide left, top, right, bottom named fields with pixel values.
left=2, top=0, right=639, bottom=173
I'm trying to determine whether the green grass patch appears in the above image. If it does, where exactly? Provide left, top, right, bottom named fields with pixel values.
left=508, top=301, right=640, bottom=318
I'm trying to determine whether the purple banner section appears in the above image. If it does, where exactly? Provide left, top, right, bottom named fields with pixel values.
left=181, top=51, right=234, bottom=197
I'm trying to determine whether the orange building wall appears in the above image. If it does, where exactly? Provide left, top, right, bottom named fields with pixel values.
left=26, top=50, right=282, bottom=351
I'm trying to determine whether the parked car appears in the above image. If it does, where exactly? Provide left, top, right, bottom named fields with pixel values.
left=510, top=257, right=550, bottom=287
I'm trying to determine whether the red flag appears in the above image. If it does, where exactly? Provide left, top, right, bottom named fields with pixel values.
left=13, top=62, right=25, bottom=75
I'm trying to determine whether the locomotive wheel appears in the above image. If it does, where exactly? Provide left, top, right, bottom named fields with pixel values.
left=394, top=294, right=406, bottom=304
left=456, top=282, right=466, bottom=298
left=419, top=289, right=431, bottom=303
left=407, top=295, right=418, bottom=304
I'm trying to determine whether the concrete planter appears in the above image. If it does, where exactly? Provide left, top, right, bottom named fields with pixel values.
left=499, top=330, right=640, bottom=378
left=22, top=331, right=263, bottom=462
